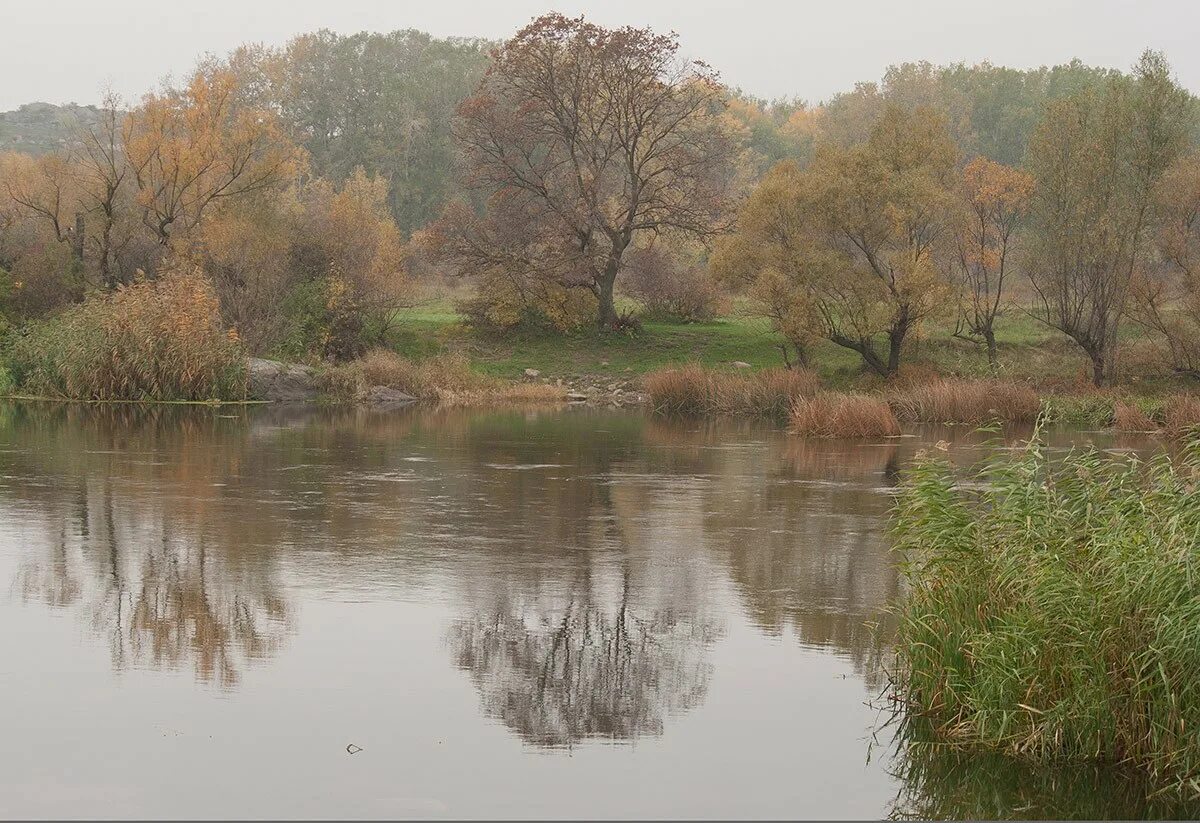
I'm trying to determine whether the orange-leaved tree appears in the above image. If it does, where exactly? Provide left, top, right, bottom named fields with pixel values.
left=124, top=68, right=303, bottom=245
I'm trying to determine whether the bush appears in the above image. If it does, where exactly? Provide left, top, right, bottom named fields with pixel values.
left=10, top=269, right=246, bottom=401
left=889, top=379, right=1040, bottom=424
left=644, top=364, right=818, bottom=418
left=1041, top=392, right=1117, bottom=426
left=789, top=392, right=900, bottom=438
left=892, top=429, right=1200, bottom=795
left=620, top=245, right=724, bottom=323
left=456, top=274, right=597, bottom=335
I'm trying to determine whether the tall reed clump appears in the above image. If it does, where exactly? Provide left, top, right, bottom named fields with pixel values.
left=10, top=270, right=246, bottom=401
left=1163, top=394, right=1200, bottom=438
left=790, top=392, right=900, bottom=438
left=644, top=364, right=817, bottom=418
left=889, top=378, right=1040, bottom=424
left=1112, top=399, right=1160, bottom=432
left=891, top=426, right=1200, bottom=795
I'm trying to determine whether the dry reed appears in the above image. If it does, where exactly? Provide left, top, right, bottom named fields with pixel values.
left=789, top=392, right=901, bottom=438
left=889, top=378, right=1040, bottom=424
left=644, top=364, right=818, bottom=417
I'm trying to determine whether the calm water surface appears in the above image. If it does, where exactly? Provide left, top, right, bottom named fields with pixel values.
left=0, top=403, right=1193, bottom=819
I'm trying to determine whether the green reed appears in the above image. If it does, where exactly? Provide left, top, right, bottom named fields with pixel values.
left=891, top=420, right=1200, bottom=796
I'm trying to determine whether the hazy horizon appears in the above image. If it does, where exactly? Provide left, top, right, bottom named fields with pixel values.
left=3, top=0, right=1200, bottom=110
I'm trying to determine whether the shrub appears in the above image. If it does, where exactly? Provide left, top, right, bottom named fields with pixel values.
left=644, top=364, right=818, bottom=418
left=9, top=269, right=246, bottom=401
left=620, top=245, right=724, bottom=323
left=644, top=364, right=715, bottom=415
left=892, top=429, right=1200, bottom=795
left=456, top=274, right=597, bottom=335
left=789, top=392, right=900, bottom=438
left=1041, top=392, right=1116, bottom=426
left=889, top=379, right=1040, bottom=424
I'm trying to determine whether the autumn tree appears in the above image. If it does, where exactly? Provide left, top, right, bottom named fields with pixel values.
left=1128, top=152, right=1200, bottom=375
left=948, top=157, right=1034, bottom=366
left=436, top=13, right=736, bottom=331
left=1025, top=51, right=1193, bottom=386
left=715, top=106, right=957, bottom=377
left=710, top=160, right=820, bottom=367
left=124, top=68, right=302, bottom=245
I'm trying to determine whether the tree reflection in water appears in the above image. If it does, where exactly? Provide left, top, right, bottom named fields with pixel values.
left=448, top=566, right=719, bottom=747
left=7, top=405, right=292, bottom=688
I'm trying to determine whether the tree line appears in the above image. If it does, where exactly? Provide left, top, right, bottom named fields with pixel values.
left=1, top=13, right=1197, bottom=386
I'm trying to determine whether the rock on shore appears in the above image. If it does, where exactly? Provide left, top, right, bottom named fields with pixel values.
left=248, top=358, right=416, bottom=405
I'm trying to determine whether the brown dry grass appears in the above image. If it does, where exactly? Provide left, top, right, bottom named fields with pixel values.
left=888, top=379, right=1040, bottom=424
left=1163, top=394, right=1200, bottom=438
left=790, top=392, right=901, bottom=438
left=323, top=349, right=566, bottom=407
left=1112, top=401, right=1160, bottom=433
left=644, top=364, right=818, bottom=417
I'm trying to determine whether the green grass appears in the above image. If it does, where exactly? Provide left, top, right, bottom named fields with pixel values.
left=891, top=424, right=1200, bottom=796
left=389, top=299, right=1110, bottom=386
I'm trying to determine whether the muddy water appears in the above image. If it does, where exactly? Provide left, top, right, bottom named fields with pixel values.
left=0, top=403, right=1191, bottom=819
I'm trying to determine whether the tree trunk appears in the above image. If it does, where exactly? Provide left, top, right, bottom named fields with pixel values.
left=1091, top=351, right=1107, bottom=387
left=596, top=252, right=623, bottom=330
left=597, top=275, right=618, bottom=329
left=884, top=307, right=912, bottom=379
left=72, top=212, right=85, bottom=265
left=886, top=334, right=903, bottom=378
left=984, top=327, right=998, bottom=370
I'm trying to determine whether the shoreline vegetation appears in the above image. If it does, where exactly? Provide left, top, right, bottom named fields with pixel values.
left=890, top=424, right=1200, bottom=797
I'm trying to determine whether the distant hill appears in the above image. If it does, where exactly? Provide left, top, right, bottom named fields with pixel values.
left=0, top=102, right=106, bottom=155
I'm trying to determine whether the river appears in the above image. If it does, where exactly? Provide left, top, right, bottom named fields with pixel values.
left=0, top=402, right=1192, bottom=819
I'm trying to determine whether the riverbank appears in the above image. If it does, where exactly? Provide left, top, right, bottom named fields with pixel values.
left=2, top=296, right=1196, bottom=416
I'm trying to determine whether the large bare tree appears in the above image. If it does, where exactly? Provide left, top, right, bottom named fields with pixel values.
left=437, top=13, right=736, bottom=330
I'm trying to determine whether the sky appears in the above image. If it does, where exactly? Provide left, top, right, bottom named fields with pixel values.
left=3, top=0, right=1199, bottom=110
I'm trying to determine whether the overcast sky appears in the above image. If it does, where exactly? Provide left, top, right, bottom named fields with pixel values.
left=3, top=0, right=1199, bottom=110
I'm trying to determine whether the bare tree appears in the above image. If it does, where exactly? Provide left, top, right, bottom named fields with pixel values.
left=436, top=13, right=736, bottom=330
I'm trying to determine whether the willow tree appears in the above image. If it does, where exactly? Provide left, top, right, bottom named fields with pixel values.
left=949, top=157, right=1034, bottom=367
left=1025, top=51, right=1193, bottom=386
left=437, top=12, right=736, bottom=331
left=714, top=105, right=957, bottom=377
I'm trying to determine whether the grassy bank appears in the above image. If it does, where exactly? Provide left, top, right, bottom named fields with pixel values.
left=391, top=299, right=1169, bottom=389
left=890, top=428, right=1200, bottom=795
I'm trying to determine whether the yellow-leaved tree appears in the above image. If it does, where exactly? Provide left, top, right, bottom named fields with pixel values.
left=714, top=105, right=957, bottom=377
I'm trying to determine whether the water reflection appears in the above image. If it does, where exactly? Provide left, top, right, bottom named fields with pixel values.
left=5, top=406, right=292, bottom=687
left=448, top=565, right=719, bottom=746
left=887, top=729, right=1200, bottom=819
left=0, top=401, right=1178, bottom=817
